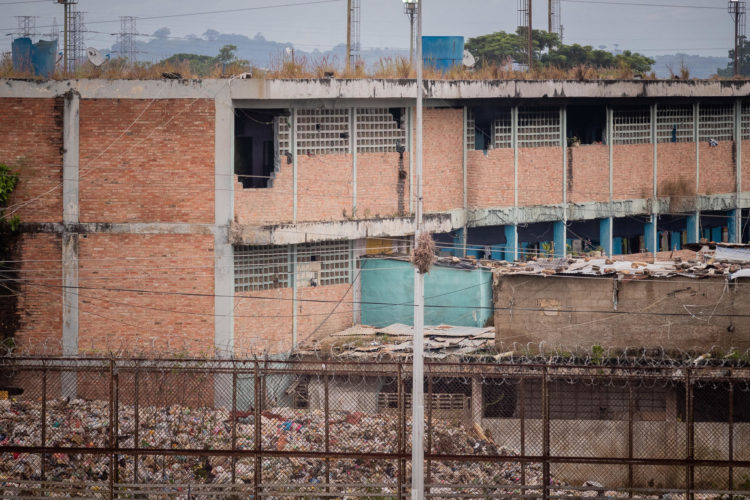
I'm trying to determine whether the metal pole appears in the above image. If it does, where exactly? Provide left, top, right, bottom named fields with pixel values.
left=346, top=0, right=352, bottom=72
left=734, top=2, right=740, bottom=77
left=548, top=0, right=553, bottom=33
left=411, top=0, right=424, bottom=498
left=409, top=8, right=415, bottom=67
left=528, top=0, right=533, bottom=71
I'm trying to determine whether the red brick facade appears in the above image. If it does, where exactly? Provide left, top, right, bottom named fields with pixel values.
left=357, top=152, right=410, bottom=219
left=518, top=147, right=563, bottom=206
left=79, top=99, right=215, bottom=224
left=77, top=233, right=215, bottom=355
left=422, top=108, right=463, bottom=213
left=698, top=141, right=735, bottom=195
left=568, top=145, right=609, bottom=204
left=657, top=143, right=696, bottom=200
left=613, top=144, right=653, bottom=200
left=0, top=98, right=63, bottom=223
left=467, top=149, right=514, bottom=208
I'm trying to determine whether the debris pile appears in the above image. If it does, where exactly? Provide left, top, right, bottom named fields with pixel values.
left=0, top=398, right=551, bottom=488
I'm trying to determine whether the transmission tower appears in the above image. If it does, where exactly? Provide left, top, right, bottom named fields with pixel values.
left=16, top=16, right=38, bottom=38
left=729, top=0, right=747, bottom=76
left=548, top=0, right=562, bottom=43
left=58, top=0, right=79, bottom=72
left=346, top=0, right=361, bottom=70
left=46, top=17, right=60, bottom=41
left=118, top=16, right=137, bottom=61
left=68, top=9, right=85, bottom=71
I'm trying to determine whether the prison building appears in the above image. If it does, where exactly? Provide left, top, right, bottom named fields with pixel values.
left=2, top=78, right=750, bottom=358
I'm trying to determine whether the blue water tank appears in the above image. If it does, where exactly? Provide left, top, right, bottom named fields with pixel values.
left=422, top=36, right=464, bottom=72
left=12, top=37, right=57, bottom=78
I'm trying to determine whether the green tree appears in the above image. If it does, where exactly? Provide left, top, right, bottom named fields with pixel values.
left=717, top=38, right=750, bottom=76
left=159, top=44, right=249, bottom=77
left=0, top=163, right=19, bottom=231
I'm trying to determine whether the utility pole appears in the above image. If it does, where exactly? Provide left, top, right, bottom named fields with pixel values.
left=57, top=0, right=78, bottom=72
left=528, top=0, right=533, bottom=70
left=412, top=0, right=424, bottom=499
left=729, top=0, right=746, bottom=77
left=548, top=0, right=552, bottom=34
left=346, top=0, right=352, bottom=72
left=404, top=0, right=417, bottom=66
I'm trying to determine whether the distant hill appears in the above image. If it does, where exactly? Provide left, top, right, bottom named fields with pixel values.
left=109, top=28, right=406, bottom=70
left=651, top=53, right=729, bottom=79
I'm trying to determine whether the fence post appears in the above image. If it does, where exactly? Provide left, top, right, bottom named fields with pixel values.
left=686, top=368, right=694, bottom=500
left=231, top=370, right=237, bottom=484
left=398, top=363, right=404, bottom=500
left=324, top=365, right=330, bottom=494
left=41, top=362, right=47, bottom=482
left=426, top=373, right=432, bottom=496
left=729, top=374, right=734, bottom=490
left=254, top=361, right=261, bottom=500
left=542, top=366, right=550, bottom=500
left=520, top=377, right=526, bottom=487
left=627, top=384, right=634, bottom=497
left=134, top=363, right=139, bottom=483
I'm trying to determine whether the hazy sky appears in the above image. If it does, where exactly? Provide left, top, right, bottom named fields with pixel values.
left=0, top=0, right=735, bottom=59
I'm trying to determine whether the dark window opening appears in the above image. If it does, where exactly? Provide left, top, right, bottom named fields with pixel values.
left=678, top=384, right=750, bottom=422
left=234, top=108, right=288, bottom=189
left=567, top=105, right=607, bottom=146
left=470, top=106, right=512, bottom=150
left=483, top=382, right=517, bottom=418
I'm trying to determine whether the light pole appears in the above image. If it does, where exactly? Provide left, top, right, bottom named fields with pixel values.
left=403, top=0, right=417, bottom=66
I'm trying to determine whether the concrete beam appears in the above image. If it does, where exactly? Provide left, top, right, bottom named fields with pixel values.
left=231, top=213, right=454, bottom=246
left=6, top=78, right=750, bottom=101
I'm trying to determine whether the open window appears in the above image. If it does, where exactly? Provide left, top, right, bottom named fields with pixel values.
left=234, top=108, right=289, bottom=189
left=566, top=104, right=606, bottom=145
left=467, top=107, right=512, bottom=150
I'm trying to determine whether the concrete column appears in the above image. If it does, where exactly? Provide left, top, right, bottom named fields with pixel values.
left=504, top=225, right=518, bottom=262
left=671, top=231, right=683, bottom=250
left=351, top=107, right=358, bottom=217
left=687, top=214, right=699, bottom=244
left=214, top=88, right=234, bottom=407
left=599, top=218, right=613, bottom=257
left=729, top=209, right=740, bottom=243
left=553, top=221, right=566, bottom=258
left=61, top=90, right=80, bottom=399
left=735, top=99, right=743, bottom=242
left=651, top=103, right=658, bottom=262
left=471, top=376, right=482, bottom=425
left=292, top=108, right=298, bottom=223
left=462, top=106, right=468, bottom=259
left=644, top=216, right=656, bottom=254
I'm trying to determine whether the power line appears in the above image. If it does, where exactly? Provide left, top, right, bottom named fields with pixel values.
left=560, top=0, right=724, bottom=9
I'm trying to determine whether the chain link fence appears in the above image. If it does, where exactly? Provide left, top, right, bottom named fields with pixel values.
left=1, top=357, right=749, bottom=498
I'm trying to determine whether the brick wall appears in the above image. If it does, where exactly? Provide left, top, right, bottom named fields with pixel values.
left=234, top=288, right=293, bottom=356
left=422, top=108, right=463, bottom=213
left=297, top=154, right=353, bottom=222
left=467, top=149, right=514, bottom=208
left=297, top=284, right=353, bottom=341
left=657, top=143, right=696, bottom=194
left=568, top=145, right=609, bottom=204
left=613, top=144, right=653, bottom=200
left=518, top=146, right=562, bottom=206
left=357, top=152, right=409, bottom=218
left=743, top=140, right=750, bottom=193
left=14, top=234, right=62, bottom=355
left=234, top=162, right=294, bottom=225
left=698, top=141, right=735, bottom=195
left=77, top=234, right=215, bottom=355
left=0, top=98, right=62, bottom=223
left=79, top=99, right=215, bottom=224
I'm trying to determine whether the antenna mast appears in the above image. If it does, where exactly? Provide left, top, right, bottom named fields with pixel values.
left=346, top=0, right=361, bottom=71
left=729, top=0, right=747, bottom=76
left=16, top=16, right=38, bottom=38
left=548, top=0, right=562, bottom=43
left=518, top=0, right=533, bottom=70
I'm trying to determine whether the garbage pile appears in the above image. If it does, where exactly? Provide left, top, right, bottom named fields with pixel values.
left=0, top=397, right=553, bottom=489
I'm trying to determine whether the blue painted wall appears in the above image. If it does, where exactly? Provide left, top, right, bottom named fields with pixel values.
left=360, top=258, right=493, bottom=328
left=422, top=36, right=464, bottom=71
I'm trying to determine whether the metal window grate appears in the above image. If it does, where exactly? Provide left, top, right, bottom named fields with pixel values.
left=466, top=109, right=475, bottom=150
left=699, top=105, right=734, bottom=142
left=356, top=108, right=406, bottom=153
left=656, top=105, right=693, bottom=143
left=518, top=108, right=560, bottom=147
left=613, top=108, right=651, bottom=145
left=297, top=240, right=352, bottom=286
left=277, top=116, right=291, bottom=156
left=494, top=111, right=512, bottom=149
left=295, top=109, right=350, bottom=155
left=234, top=245, right=290, bottom=292
left=742, top=104, right=750, bottom=140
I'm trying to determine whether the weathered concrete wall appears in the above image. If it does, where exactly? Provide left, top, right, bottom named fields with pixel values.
left=494, top=274, right=750, bottom=351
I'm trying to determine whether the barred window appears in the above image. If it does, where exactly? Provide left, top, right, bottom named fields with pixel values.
left=297, top=240, right=352, bottom=286
left=518, top=108, right=560, bottom=147
left=494, top=112, right=512, bottom=149
left=356, top=108, right=406, bottom=153
left=277, top=115, right=291, bottom=156
left=466, top=108, right=475, bottom=150
left=296, top=109, right=350, bottom=155
left=742, top=103, right=750, bottom=140
left=234, top=245, right=290, bottom=292
left=613, top=108, right=651, bottom=145
left=656, top=105, right=693, bottom=143
left=699, top=105, right=734, bottom=142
